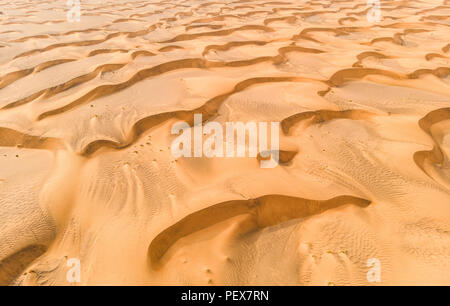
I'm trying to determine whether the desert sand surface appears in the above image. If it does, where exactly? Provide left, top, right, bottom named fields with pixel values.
left=0, top=0, right=449, bottom=286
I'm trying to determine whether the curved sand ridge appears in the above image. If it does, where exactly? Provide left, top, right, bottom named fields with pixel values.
left=0, top=0, right=449, bottom=285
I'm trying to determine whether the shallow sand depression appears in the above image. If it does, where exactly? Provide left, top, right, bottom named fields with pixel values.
left=0, top=0, right=449, bottom=285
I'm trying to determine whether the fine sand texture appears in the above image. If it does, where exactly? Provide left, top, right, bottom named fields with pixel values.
left=0, top=0, right=449, bottom=285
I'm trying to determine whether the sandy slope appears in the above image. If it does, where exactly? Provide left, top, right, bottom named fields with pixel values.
left=0, top=0, right=449, bottom=285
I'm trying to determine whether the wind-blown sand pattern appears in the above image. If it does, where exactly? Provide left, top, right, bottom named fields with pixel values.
left=0, top=0, right=449, bottom=286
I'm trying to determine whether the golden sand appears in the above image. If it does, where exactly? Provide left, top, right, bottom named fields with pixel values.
left=0, top=0, right=449, bottom=285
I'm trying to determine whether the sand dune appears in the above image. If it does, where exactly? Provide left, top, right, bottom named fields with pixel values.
left=0, top=0, right=449, bottom=286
